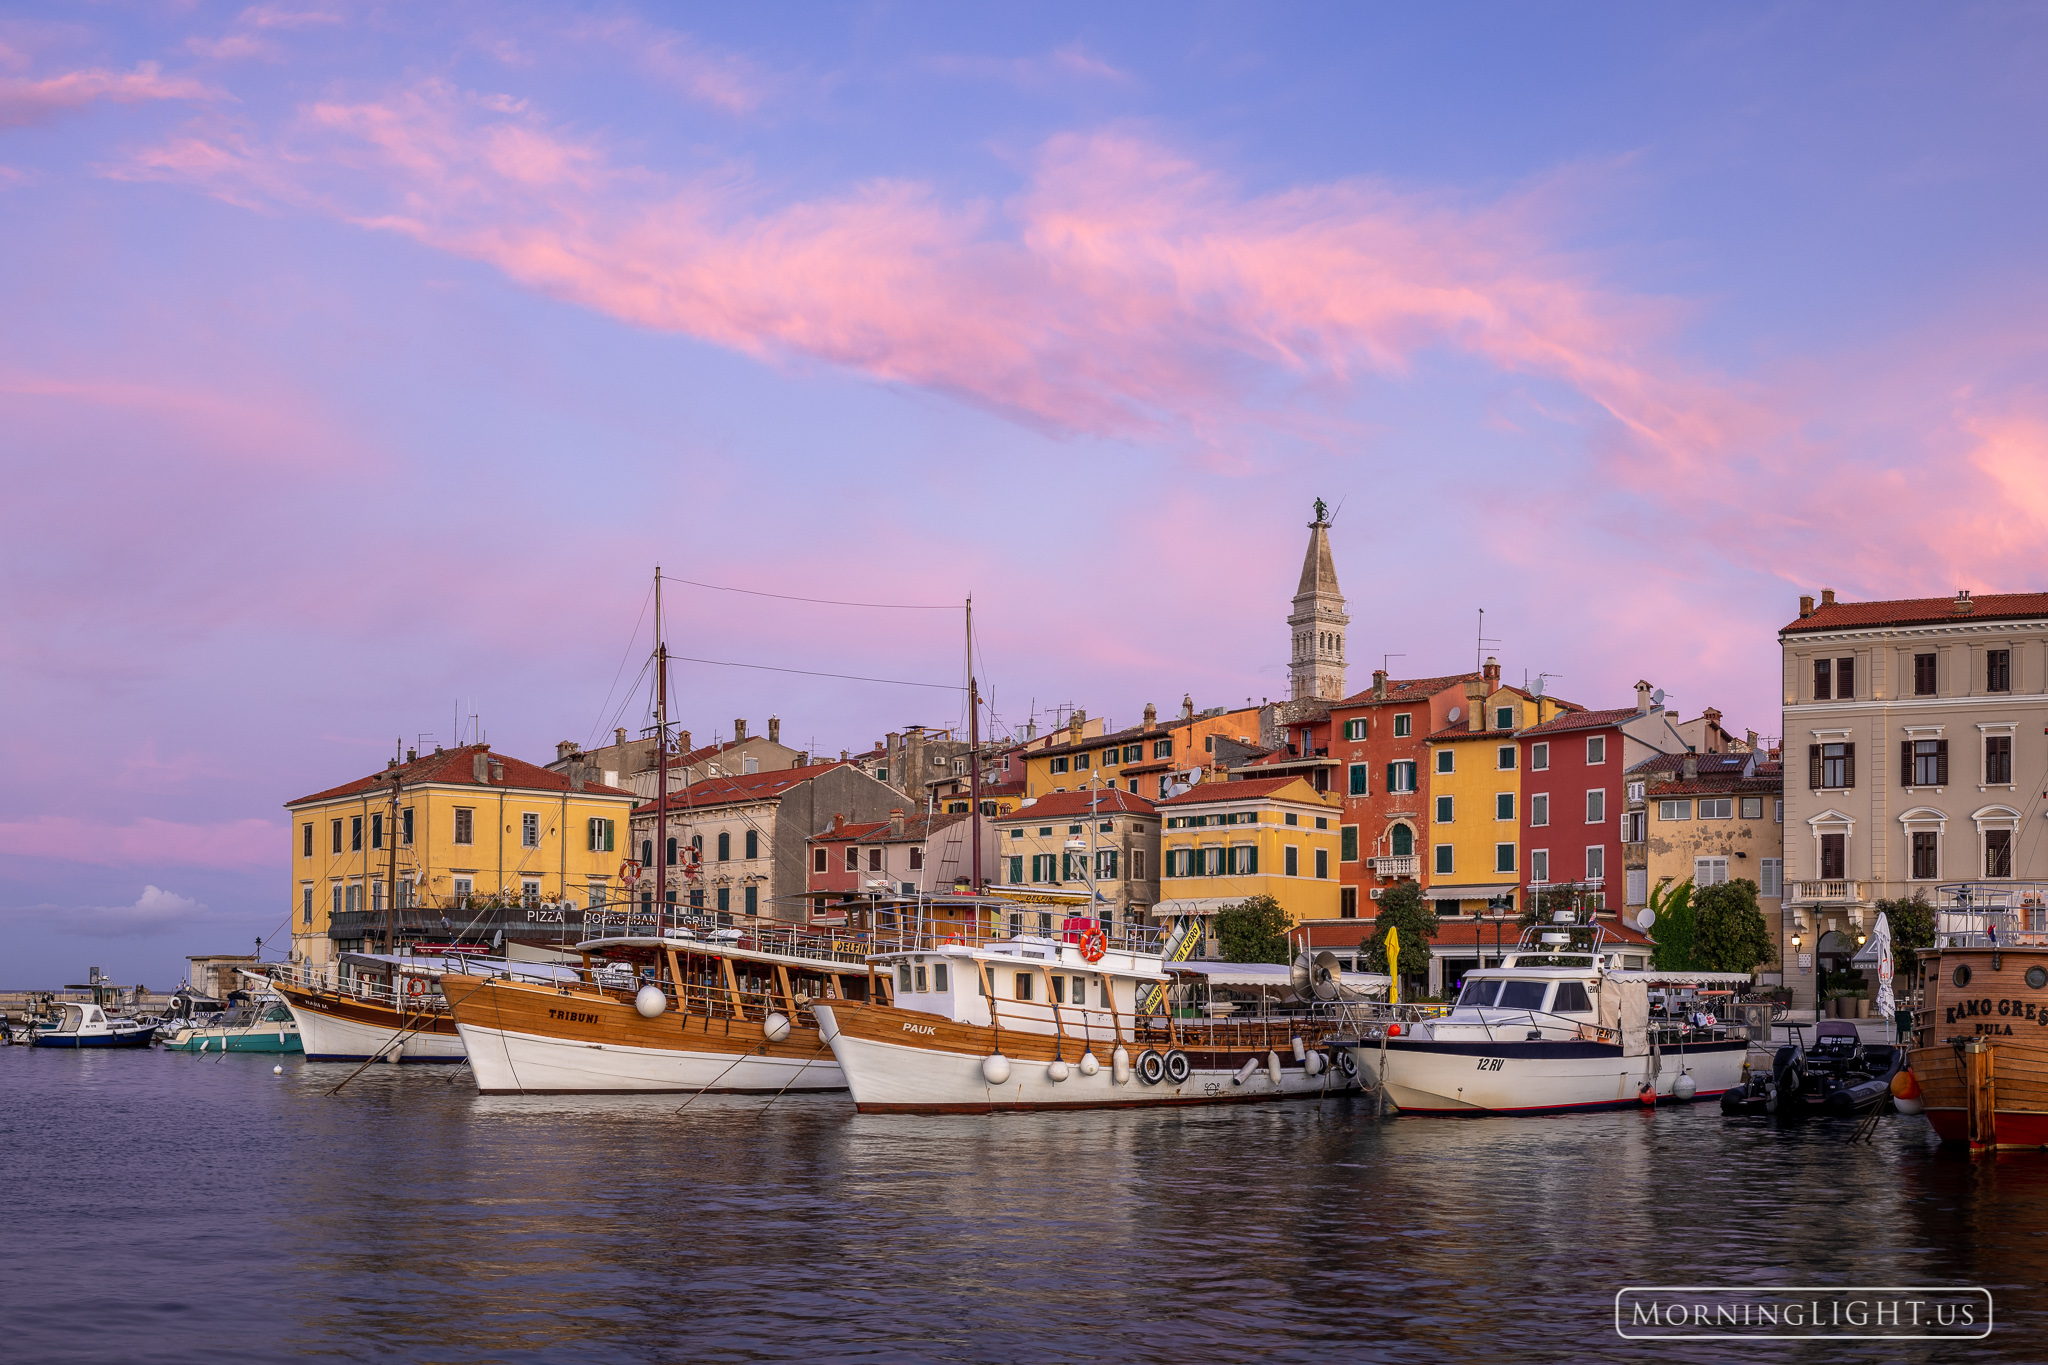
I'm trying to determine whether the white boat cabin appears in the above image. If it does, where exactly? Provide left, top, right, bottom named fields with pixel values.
left=873, top=935, right=1168, bottom=1037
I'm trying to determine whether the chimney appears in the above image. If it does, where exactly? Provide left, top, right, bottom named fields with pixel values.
left=795, top=752, right=808, bottom=767
left=1820, top=588, right=1836, bottom=607
left=1799, top=595, right=1814, bottom=618
left=1953, top=588, right=1975, bottom=616
left=556, top=740, right=578, bottom=760
left=832, top=813, right=845, bottom=832
left=1372, top=669, right=1387, bottom=701
left=472, top=752, right=490, bottom=784
left=489, top=759, right=504, bottom=784
left=841, top=749, right=849, bottom=762
left=1682, top=754, right=1699, bottom=782
left=735, top=718, right=748, bottom=742
left=386, top=758, right=399, bottom=770
left=1483, top=655, right=1501, bottom=691
left=615, top=727, right=627, bottom=747
left=405, top=747, right=416, bottom=763
left=768, top=715, right=781, bottom=744
left=1635, top=680, right=1653, bottom=713
left=886, top=732, right=899, bottom=752
left=1746, top=729, right=1759, bottom=751
left=1463, top=677, right=1487, bottom=732
left=1143, top=702, right=1157, bottom=731
left=1069, top=713, right=1084, bottom=742
left=889, top=807, right=906, bottom=837
left=570, top=768, right=585, bottom=792
left=1181, top=694, right=1195, bottom=721
left=678, top=729, right=692, bottom=755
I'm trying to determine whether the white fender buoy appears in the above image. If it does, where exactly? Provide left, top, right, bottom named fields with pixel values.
left=1291, top=1036, right=1307, bottom=1062
left=1304, top=1051, right=1325, bottom=1076
left=273, top=1065, right=283, bottom=1075
left=762, top=1011, right=792, bottom=1043
left=634, top=985, right=668, bottom=1019
left=1266, top=1050, right=1283, bottom=1086
left=983, top=1052, right=1012, bottom=1085
left=1048, top=1058, right=1070, bottom=1082
left=1233, top=1057, right=1260, bottom=1086
left=1894, top=1093, right=1924, bottom=1116
left=1674, top=1073, right=1698, bottom=1102
left=1111, top=1046, right=1131, bottom=1085
left=1078, top=1051, right=1101, bottom=1076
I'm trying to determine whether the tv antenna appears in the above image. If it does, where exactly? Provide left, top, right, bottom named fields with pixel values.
left=1476, top=608, right=1502, bottom=674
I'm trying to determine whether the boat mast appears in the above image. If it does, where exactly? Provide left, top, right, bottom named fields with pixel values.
left=966, top=595, right=982, bottom=897
left=656, top=567, right=669, bottom=926
left=386, top=743, right=401, bottom=957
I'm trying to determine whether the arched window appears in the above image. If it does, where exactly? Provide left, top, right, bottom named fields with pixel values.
left=666, top=837, right=677, bottom=866
left=745, top=829, right=759, bottom=859
left=641, top=839, right=653, bottom=866
left=717, top=832, right=731, bottom=862
left=1390, top=823, right=1414, bottom=856
left=691, top=835, right=703, bottom=852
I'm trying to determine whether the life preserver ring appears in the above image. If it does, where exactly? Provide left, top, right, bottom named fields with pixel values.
left=405, top=977, right=426, bottom=996
left=620, top=860, right=642, bottom=885
left=1163, top=1049, right=1191, bottom=1085
left=1135, top=1048, right=1166, bottom=1085
left=1079, top=928, right=1108, bottom=963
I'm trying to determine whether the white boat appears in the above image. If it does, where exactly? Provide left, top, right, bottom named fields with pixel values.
left=26, top=1002, right=158, bottom=1049
left=1342, top=914, right=1754, bottom=1115
left=813, top=930, right=1366, bottom=1113
left=266, top=954, right=573, bottom=1064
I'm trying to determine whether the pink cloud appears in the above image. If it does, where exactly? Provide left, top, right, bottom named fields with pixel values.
left=568, top=16, right=768, bottom=114
left=925, top=43, right=1136, bottom=90
left=0, top=63, right=219, bottom=129
left=0, top=815, right=280, bottom=870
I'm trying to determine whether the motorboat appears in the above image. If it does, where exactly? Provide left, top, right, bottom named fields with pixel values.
left=1336, top=912, right=1754, bottom=1115
left=812, top=923, right=1365, bottom=1113
left=27, top=1002, right=159, bottom=1049
left=438, top=928, right=864, bottom=1094
left=1719, top=1020, right=1904, bottom=1118
left=161, top=999, right=303, bottom=1054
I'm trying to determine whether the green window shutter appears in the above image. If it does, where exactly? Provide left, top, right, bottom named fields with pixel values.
left=1341, top=827, right=1358, bottom=861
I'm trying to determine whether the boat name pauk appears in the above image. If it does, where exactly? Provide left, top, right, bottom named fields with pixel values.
left=901, top=1023, right=935, bottom=1035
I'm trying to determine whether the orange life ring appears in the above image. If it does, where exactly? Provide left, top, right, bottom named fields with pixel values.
left=620, top=860, right=642, bottom=884
left=405, top=977, right=426, bottom=996
left=1079, top=928, right=1108, bottom=963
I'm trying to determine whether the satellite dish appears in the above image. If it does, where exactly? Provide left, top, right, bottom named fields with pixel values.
left=1637, top=908, right=1657, bottom=931
left=1651, top=689, right=1665, bottom=706
left=1447, top=706, right=1462, bottom=722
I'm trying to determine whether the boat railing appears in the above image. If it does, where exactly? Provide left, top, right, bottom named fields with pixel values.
left=1933, top=882, right=2048, bottom=947
left=1332, top=999, right=1620, bottom=1044
left=269, top=961, right=448, bottom=1013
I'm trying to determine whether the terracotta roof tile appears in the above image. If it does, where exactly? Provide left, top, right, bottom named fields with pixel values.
left=1517, top=706, right=1645, bottom=736
left=630, top=760, right=852, bottom=815
left=288, top=745, right=634, bottom=808
left=1329, top=672, right=1480, bottom=708
left=1781, top=591, right=2048, bottom=634
left=1156, top=776, right=1333, bottom=808
left=993, top=789, right=1158, bottom=821
left=809, top=811, right=969, bottom=844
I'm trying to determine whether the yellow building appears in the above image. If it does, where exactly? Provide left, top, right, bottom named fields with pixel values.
left=284, top=744, right=638, bottom=972
left=1154, top=775, right=1342, bottom=951
left=1020, top=699, right=1264, bottom=800
left=1420, top=682, right=1558, bottom=916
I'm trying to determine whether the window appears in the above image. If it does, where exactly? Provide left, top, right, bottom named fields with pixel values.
left=745, top=830, right=759, bottom=859
left=1987, top=735, right=2013, bottom=784
left=1988, top=649, right=2012, bottom=693
left=1585, top=846, right=1605, bottom=881
left=1811, top=742, right=1854, bottom=789
left=1344, top=719, right=1368, bottom=741
left=1627, top=781, right=1645, bottom=802
left=813, top=847, right=828, bottom=873
left=1586, top=736, right=1606, bottom=765
left=875, top=766, right=888, bottom=783
left=1435, top=795, right=1455, bottom=823
left=666, top=837, right=678, bottom=866
left=1497, top=746, right=1516, bottom=770
left=1530, top=849, right=1550, bottom=882
left=1434, top=844, right=1453, bottom=875
left=302, top=824, right=313, bottom=858
left=642, top=839, right=654, bottom=866
left=1495, top=793, right=1514, bottom=821
left=868, top=848, right=883, bottom=872
left=1315, top=848, right=1329, bottom=879
left=1348, top=763, right=1370, bottom=796
left=1775, top=799, right=1784, bottom=823
left=1836, top=657, right=1855, bottom=699
left=910, top=846, right=924, bottom=871
left=1076, top=752, right=1092, bottom=770
left=1820, top=832, right=1846, bottom=880
left=1495, top=843, right=1516, bottom=873
left=402, top=808, right=413, bottom=846
left=1659, top=799, right=1691, bottom=822
left=1285, top=845, right=1300, bottom=876
left=1436, top=749, right=1455, bottom=774
left=1586, top=789, right=1605, bottom=823
left=1050, top=757, right=1069, bottom=774
left=1740, top=797, right=1763, bottom=820
left=365, top=813, right=381, bottom=851
left=521, top=812, right=539, bottom=848
left=1531, top=743, right=1549, bottom=771
left=1390, top=824, right=1414, bottom=856
left=1096, top=850, right=1118, bottom=880
left=1531, top=794, right=1550, bottom=827
left=1393, top=713, right=1412, bottom=737
left=1812, top=657, right=1832, bottom=700
left=844, top=845, right=858, bottom=871
left=1760, top=858, right=1783, bottom=897
left=301, top=886, right=312, bottom=923
left=1987, top=829, right=2014, bottom=879
left=1698, top=798, right=1733, bottom=819
left=717, top=832, right=732, bottom=861
left=744, top=885, right=758, bottom=915
left=1133, top=848, right=1148, bottom=881
left=1014, top=973, right=1033, bottom=1001
left=1341, top=826, right=1358, bottom=861
left=1695, top=857, right=1729, bottom=887
left=451, top=877, right=471, bottom=906
left=1039, top=827, right=1053, bottom=836
left=453, top=808, right=474, bottom=845
left=1006, top=855, right=1024, bottom=883
left=350, top=816, right=362, bottom=852
left=1387, top=761, right=1418, bottom=793
left=587, top=818, right=615, bottom=852
left=1914, top=652, right=1937, bottom=695
left=1911, top=831, right=1938, bottom=880
left=1125, top=744, right=1143, bottom=763
left=331, top=818, right=343, bottom=853
left=1204, top=735, right=1216, bottom=753
left=1495, top=706, right=1514, bottom=730
left=1033, top=853, right=1057, bottom=882
left=1154, top=739, right=1173, bottom=759
left=1904, top=739, right=1947, bottom=787
left=1621, top=811, right=1645, bottom=843
left=1315, top=816, right=1329, bottom=830
left=1341, top=887, right=1358, bottom=917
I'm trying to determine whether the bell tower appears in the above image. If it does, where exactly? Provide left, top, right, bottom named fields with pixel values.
left=1288, top=499, right=1349, bottom=701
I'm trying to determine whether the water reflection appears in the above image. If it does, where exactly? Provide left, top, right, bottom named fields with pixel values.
left=5, top=1047, right=2045, bottom=1364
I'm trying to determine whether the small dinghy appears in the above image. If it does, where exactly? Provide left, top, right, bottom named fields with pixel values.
left=1720, top=1020, right=1905, bottom=1119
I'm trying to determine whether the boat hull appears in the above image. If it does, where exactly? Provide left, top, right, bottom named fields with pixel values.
left=443, top=974, right=843, bottom=1094
left=1352, top=1035, right=1750, bottom=1115
left=30, top=1026, right=158, bottom=1049
left=162, top=1028, right=302, bottom=1054
left=273, top=981, right=465, bottom=1063
left=814, top=1003, right=1354, bottom=1112
left=1911, top=1039, right=2048, bottom=1150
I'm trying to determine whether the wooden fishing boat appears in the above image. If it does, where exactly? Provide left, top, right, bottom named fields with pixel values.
left=438, top=929, right=877, bottom=1094
left=1906, top=884, right=2048, bottom=1151
left=262, top=954, right=576, bottom=1063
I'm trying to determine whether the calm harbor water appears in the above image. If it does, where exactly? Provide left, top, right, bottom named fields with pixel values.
left=5, top=1046, right=2045, bottom=1364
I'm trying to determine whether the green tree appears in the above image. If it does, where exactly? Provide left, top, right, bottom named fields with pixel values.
left=1358, top=882, right=1437, bottom=986
left=1876, top=893, right=1937, bottom=988
left=1648, top=878, right=1697, bottom=972
left=1214, top=894, right=1291, bottom=964
left=1692, top=878, right=1776, bottom=973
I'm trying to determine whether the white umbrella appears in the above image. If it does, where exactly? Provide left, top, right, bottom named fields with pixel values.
left=1872, top=911, right=1895, bottom=1030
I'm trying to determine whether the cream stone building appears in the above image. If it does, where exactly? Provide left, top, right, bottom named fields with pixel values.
left=1780, top=589, right=2048, bottom=1005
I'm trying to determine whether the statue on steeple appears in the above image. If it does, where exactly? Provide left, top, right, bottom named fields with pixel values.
left=1312, top=497, right=1328, bottom=525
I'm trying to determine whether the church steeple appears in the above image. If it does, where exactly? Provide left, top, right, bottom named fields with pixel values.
left=1288, top=500, right=1349, bottom=701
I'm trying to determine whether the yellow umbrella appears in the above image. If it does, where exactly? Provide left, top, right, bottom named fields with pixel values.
left=1386, top=925, right=1401, bottom=1006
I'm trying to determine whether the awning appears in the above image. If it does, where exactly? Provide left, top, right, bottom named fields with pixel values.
left=1603, top=970, right=1757, bottom=986
left=1151, top=898, right=1236, bottom=916
left=1173, top=961, right=1295, bottom=987
left=1422, top=884, right=1516, bottom=902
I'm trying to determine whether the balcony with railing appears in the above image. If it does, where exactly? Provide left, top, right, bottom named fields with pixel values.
left=1369, top=855, right=1418, bottom=878
left=1788, top=880, right=1865, bottom=904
